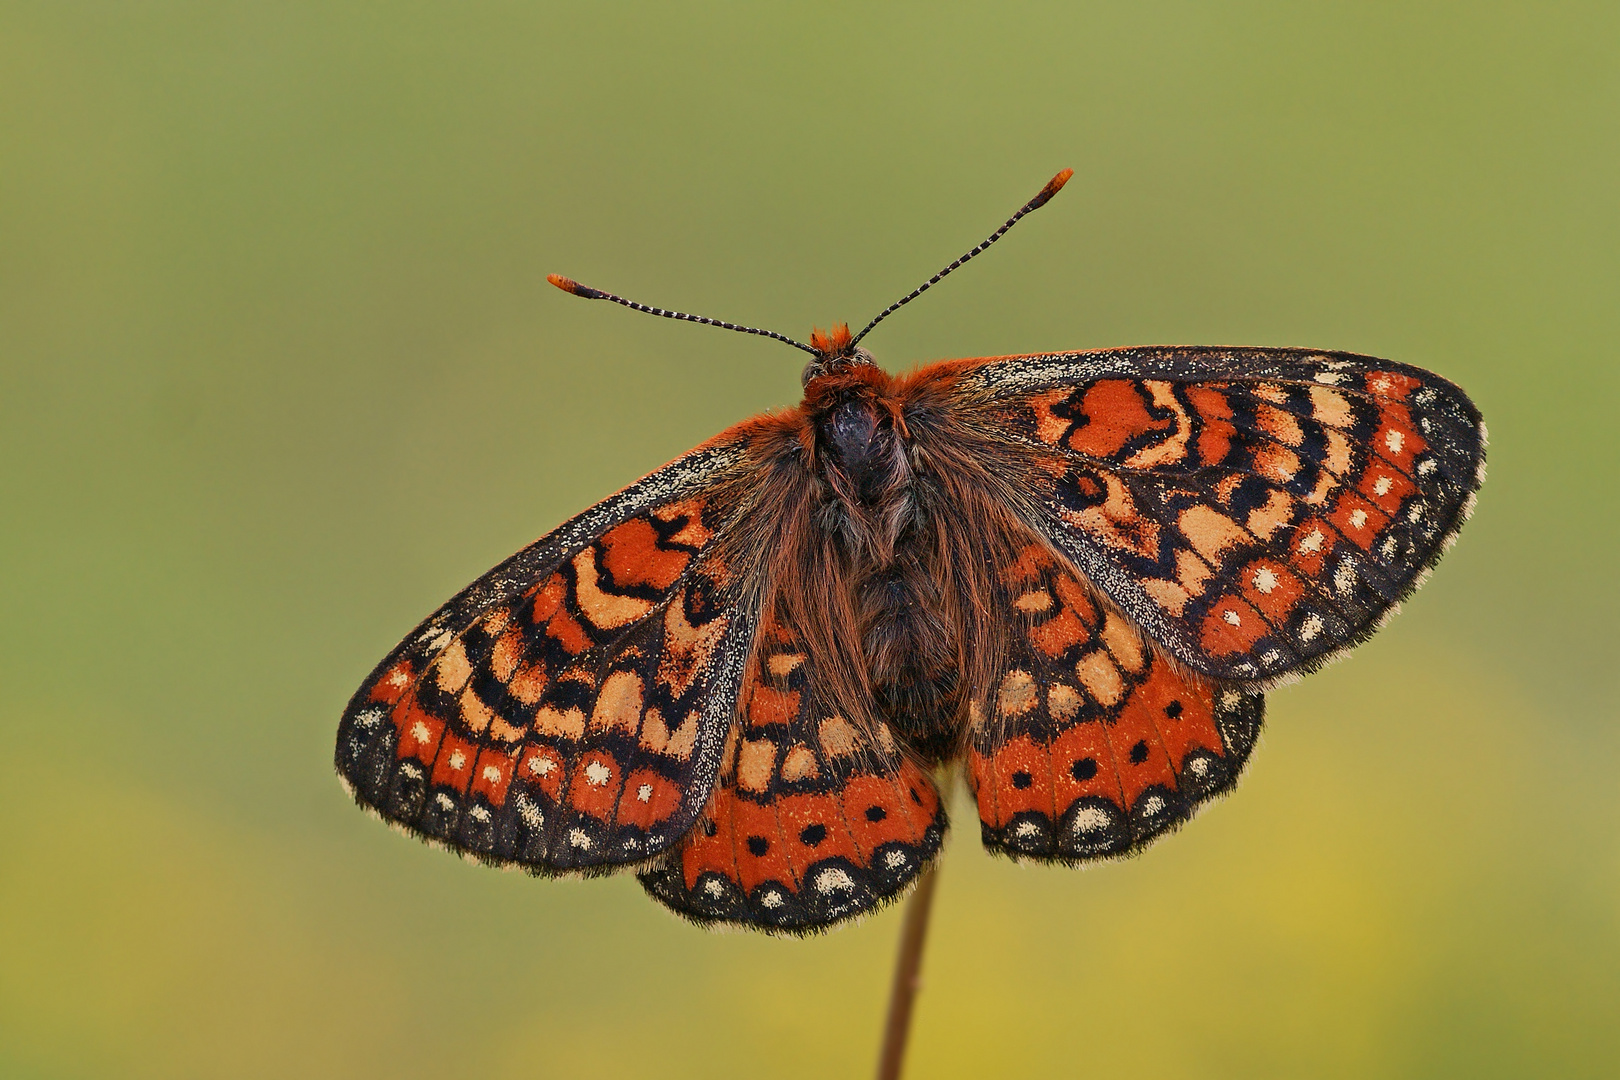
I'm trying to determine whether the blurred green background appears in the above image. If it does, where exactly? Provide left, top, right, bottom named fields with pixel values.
left=3, top=3, right=1616, bottom=1077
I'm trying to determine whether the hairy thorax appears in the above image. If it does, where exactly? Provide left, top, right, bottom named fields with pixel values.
left=747, top=357, right=1041, bottom=765
left=819, top=391, right=962, bottom=758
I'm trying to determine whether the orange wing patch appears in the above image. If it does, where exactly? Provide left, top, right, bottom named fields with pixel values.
left=639, top=616, right=945, bottom=933
left=969, top=544, right=1262, bottom=861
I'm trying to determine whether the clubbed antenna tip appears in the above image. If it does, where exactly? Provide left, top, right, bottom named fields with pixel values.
left=547, top=274, right=604, bottom=299
left=1035, top=168, right=1074, bottom=206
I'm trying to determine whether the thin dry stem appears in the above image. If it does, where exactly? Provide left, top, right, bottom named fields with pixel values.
left=875, top=864, right=940, bottom=1080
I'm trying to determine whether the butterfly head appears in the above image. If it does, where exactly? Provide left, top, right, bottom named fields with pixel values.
left=802, top=323, right=877, bottom=385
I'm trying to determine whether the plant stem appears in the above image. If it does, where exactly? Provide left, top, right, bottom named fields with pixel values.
left=874, top=863, right=940, bottom=1080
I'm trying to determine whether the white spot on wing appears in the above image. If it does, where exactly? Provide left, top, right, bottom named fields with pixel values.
left=1252, top=567, right=1279, bottom=594
left=1349, top=509, right=1368, bottom=530
left=1300, top=613, right=1324, bottom=642
left=481, top=765, right=501, bottom=783
left=568, top=828, right=591, bottom=850
left=447, top=750, right=467, bottom=771
left=1223, top=609, right=1242, bottom=626
left=584, top=761, right=611, bottom=786
left=1374, top=475, right=1392, bottom=496
left=815, top=867, right=856, bottom=894
left=1299, top=529, right=1324, bottom=553
left=1385, top=429, right=1405, bottom=453
left=636, top=783, right=653, bottom=803
left=516, top=795, right=543, bottom=829
left=1072, top=805, right=1111, bottom=833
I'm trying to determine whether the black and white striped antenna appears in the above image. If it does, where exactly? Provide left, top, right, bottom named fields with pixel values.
left=547, top=168, right=1073, bottom=359
left=546, top=274, right=818, bottom=356
left=848, top=168, right=1073, bottom=349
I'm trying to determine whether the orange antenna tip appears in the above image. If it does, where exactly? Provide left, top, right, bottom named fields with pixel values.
left=547, top=274, right=605, bottom=299
left=1032, top=168, right=1074, bottom=208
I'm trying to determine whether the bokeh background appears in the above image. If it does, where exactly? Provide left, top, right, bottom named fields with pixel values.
left=3, top=3, right=1617, bottom=1077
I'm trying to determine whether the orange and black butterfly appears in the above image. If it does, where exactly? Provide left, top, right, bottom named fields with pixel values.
left=336, top=171, right=1485, bottom=933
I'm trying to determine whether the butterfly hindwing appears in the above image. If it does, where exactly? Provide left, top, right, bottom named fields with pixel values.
left=969, top=542, right=1263, bottom=862
left=335, top=442, right=757, bottom=873
left=638, top=615, right=947, bottom=933
left=963, top=347, right=1485, bottom=682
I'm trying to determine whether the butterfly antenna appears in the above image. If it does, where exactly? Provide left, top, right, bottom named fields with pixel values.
left=848, top=169, right=1074, bottom=350
left=547, top=275, right=818, bottom=356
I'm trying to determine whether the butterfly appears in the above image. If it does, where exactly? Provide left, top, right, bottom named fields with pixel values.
left=335, top=170, right=1485, bottom=933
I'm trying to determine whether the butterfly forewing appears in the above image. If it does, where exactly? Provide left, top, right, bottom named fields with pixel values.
left=336, top=441, right=757, bottom=873
left=965, top=347, right=1486, bottom=682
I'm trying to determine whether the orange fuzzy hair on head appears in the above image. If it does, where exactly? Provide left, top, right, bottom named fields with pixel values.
left=809, top=323, right=853, bottom=357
